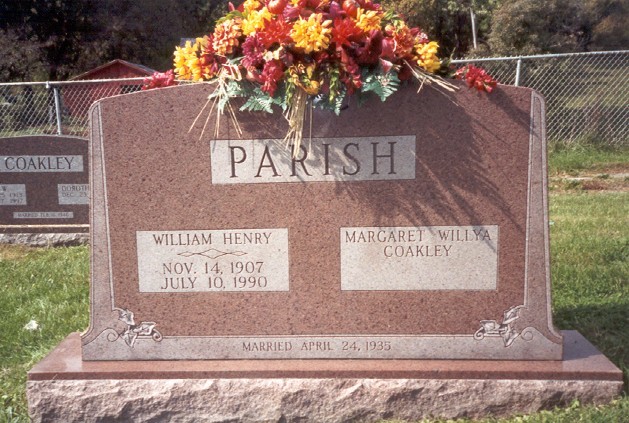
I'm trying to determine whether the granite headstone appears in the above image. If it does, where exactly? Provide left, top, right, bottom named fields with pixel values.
left=0, top=136, right=89, bottom=240
left=82, top=83, right=563, bottom=360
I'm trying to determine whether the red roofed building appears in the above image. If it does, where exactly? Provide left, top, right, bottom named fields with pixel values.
left=63, top=60, right=156, bottom=117
left=70, top=59, right=155, bottom=81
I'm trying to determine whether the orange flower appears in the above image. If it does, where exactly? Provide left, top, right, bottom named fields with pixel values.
left=213, top=18, right=243, bottom=56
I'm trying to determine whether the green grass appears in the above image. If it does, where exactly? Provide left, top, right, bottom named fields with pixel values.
left=548, top=145, right=629, bottom=176
left=550, top=192, right=629, bottom=392
left=0, top=245, right=89, bottom=422
left=0, top=191, right=627, bottom=422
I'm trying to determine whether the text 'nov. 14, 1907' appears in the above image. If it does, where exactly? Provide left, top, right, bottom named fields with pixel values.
left=136, top=229, right=289, bottom=292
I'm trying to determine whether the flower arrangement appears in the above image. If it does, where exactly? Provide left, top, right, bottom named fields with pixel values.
left=144, top=0, right=496, bottom=154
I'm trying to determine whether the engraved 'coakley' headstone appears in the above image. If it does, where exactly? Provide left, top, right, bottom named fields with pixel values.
left=82, top=82, right=563, bottom=360
left=0, top=136, right=89, bottom=234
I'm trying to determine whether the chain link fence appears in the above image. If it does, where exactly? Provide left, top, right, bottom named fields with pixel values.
left=0, top=78, right=145, bottom=138
left=452, top=50, right=628, bottom=148
left=0, top=51, right=627, bottom=147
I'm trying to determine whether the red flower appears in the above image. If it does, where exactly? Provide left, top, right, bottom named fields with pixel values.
left=338, top=48, right=363, bottom=92
left=357, top=0, right=380, bottom=12
left=455, top=64, right=498, bottom=93
left=258, top=18, right=293, bottom=49
left=331, top=17, right=363, bottom=48
left=241, top=34, right=266, bottom=70
left=355, top=29, right=383, bottom=66
left=411, top=27, right=429, bottom=45
left=380, top=36, right=395, bottom=60
left=142, top=70, right=176, bottom=90
left=261, top=60, right=285, bottom=96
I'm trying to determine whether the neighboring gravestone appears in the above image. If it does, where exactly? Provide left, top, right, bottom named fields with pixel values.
left=82, top=83, right=563, bottom=360
left=0, top=136, right=89, bottom=245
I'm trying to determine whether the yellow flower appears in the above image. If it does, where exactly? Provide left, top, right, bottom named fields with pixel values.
left=415, top=41, right=441, bottom=73
left=243, top=0, right=261, bottom=12
left=188, top=56, right=204, bottom=82
left=291, top=14, right=332, bottom=53
left=355, top=8, right=382, bottom=32
left=242, top=7, right=273, bottom=36
left=173, top=40, right=199, bottom=80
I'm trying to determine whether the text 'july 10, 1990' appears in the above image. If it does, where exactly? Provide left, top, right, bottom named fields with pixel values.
left=136, top=229, right=289, bottom=292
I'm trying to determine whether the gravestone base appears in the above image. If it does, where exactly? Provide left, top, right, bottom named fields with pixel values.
left=0, top=232, right=89, bottom=247
left=28, top=332, right=622, bottom=422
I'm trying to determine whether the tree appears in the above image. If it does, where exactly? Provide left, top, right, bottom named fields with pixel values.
left=487, top=0, right=628, bottom=55
left=0, top=0, right=100, bottom=81
left=91, top=0, right=228, bottom=72
left=586, top=0, right=629, bottom=51
left=0, top=0, right=227, bottom=81
left=380, top=0, right=502, bottom=58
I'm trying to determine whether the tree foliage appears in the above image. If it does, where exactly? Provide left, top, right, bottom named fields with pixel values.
left=488, top=0, right=628, bottom=55
left=380, top=0, right=502, bottom=58
left=0, top=0, right=625, bottom=81
left=0, top=0, right=227, bottom=81
left=0, top=0, right=98, bottom=80
left=586, top=0, right=629, bottom=51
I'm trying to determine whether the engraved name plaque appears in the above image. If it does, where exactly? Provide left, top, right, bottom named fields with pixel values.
left=0, top=155, right=83, bottom=172
left=136, top=229, right=290, bottom=293
left=13, top=211, right=74, bottom=219
left=58, top=184, right=90, bottom=205
left=0, top=184, right=26, bottom=206
left=341, top=225, right=498, bottom=291
left=210, top=136, right=416, bottom=184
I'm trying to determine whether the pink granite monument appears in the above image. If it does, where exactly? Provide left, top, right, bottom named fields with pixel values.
left=27, top=83, right=623, bottom=421
left=82, top=82, right=562, bottom=361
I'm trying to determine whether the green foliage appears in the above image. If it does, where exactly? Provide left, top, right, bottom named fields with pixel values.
left=314, top=67, right=347, bottom=116
left=586, top=0, right=629, bottom=51
left=361, top=70, right=400, bottom=102
left=314, top=90, right=347, bottom=116
left=1, top=0, right=625, bottom=81
left=0, top=0, right=229, bottom=81
left=488, top=0, right=589, bottom=55
left=240, top=87, right=281, bottom=114
left=216, top=10, right=244, bottom=26
left=488, top=0, right=629, bottom=55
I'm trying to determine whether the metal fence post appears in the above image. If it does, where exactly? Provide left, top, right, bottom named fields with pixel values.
left=515, top=57, right=522, bottom=86
left=52, top=85, right=63, bottom=135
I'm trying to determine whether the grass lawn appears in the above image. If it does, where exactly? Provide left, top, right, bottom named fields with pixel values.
left=0, top=149, right=627, bottom=422
left=0, top=246, right=89, bottom=422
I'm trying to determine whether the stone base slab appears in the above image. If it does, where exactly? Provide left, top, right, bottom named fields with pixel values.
left=27, top=331, right=623, bottom=422
left=0, top=232, right=89, bottom=247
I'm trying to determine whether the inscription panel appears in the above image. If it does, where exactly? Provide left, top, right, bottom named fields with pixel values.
left=0, top=184, right=26, bottom=206
left=58, top=184, right=89, bottom=205
left=136, top=229, right=289, bottom=292
left=13, top=211, right=74, bottom=219
left=210, top=136, right=416, bottom=184
left=341, top=225, right=499, bottom=291
left=0, top=155, right=83, bottom=172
